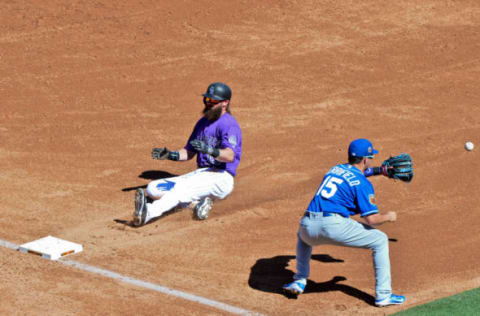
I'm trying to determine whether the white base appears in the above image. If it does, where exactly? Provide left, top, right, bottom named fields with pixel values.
left=18, top=235, right=83, bottom=260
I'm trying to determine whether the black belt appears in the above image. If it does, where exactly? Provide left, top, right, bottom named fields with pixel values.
left=304, top=211, right=334, bottom=217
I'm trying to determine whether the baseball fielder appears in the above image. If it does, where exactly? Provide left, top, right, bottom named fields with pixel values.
left=133, top=82, right=242, bottom=226
left=282, top=139, right=406, bottom=307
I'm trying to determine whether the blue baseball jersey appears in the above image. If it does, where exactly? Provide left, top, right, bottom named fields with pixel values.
left=307, top=163, right=378, bottom=218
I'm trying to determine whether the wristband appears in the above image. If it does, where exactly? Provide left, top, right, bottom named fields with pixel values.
left=167, top=151, right=179, bottom=161
left=364, top=168, right=374, bottom=177
left=372, top=167, right=383, bottom=176
left=210, top=147, right=220, bottom=158
left=364, top=167, right=385, bottom=177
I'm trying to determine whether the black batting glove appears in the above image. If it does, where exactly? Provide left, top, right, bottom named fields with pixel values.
left=152, top=147, right=179, bottom=161
left=189, top=140, right=220, bottom=158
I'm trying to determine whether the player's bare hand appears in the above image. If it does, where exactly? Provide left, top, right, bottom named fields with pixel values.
left=387, top=211, right=397, bottom=222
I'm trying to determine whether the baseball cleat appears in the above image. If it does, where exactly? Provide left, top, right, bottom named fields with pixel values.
left=194, top=197, right=212, bottom=220
left=133, top=188, right=147, bottom=227
left=375, top=294, right=406, bottom=307
left=282, top=279, right=306, bottom=296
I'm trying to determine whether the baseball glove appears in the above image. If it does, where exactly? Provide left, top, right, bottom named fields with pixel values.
left=382, top=153, right=414, bottom=183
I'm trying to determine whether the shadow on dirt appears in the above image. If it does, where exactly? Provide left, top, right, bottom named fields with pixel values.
left=248, top=254, right=375, bottom=306
left=138, top=170, right=178, bottom=180
left=121, top=170, right=179, bottom=192
left=113, top=206, right=188, bottom=228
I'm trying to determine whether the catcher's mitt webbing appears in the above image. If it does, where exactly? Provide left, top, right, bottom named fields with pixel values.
left=382, top=153, right=413, bottom=183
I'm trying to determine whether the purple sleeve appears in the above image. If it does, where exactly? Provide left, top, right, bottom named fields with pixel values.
left=220, top=125, right=241, bottom=150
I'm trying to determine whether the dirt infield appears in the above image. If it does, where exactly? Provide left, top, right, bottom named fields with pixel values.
left=1, top=1, right=480, bottom=315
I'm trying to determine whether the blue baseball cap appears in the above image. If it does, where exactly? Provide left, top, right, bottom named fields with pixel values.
left=348, top=138, right=379, bottom=158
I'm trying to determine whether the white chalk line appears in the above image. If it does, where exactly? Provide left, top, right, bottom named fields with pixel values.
left=0, top=239, right=18, bottom=250
left=0, top=238, right=263, bottom=316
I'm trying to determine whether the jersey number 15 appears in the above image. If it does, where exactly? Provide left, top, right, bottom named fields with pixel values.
left=316, top=176, right=344, bottom=199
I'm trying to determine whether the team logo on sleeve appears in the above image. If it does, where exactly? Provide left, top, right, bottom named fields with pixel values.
left=228, top=135, right=237, bottom=147
left=369, top=194, right=377, bottom=205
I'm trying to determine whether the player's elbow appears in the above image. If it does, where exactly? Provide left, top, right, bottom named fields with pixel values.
left=220, top=155, right=234, bottom=163
left=364, top=213, right=381, bottom=226
left=219, top=148, right=235, bottom=162
left=186, top=150, right=196, bottom=160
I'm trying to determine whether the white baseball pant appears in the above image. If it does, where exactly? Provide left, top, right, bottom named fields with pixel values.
left=143, top=168, right=234, bottom=223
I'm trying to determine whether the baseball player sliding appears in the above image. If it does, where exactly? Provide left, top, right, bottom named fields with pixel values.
left=133, top=82, right=242, bottom=226
left=283, top=139, right=411, bottom=307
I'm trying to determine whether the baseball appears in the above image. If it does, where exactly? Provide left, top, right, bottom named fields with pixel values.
left=465, top=141, right=474, bottom=151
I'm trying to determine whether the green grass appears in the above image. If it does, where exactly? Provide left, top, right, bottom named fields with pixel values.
left=392, top=287, right=480, bottom=316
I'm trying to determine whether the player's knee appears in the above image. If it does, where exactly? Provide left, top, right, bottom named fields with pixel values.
left=146, top=182, right=166, bottom=199
left=146, top=183, right=153, bottom=196
left=372, top=231, right=389, bottom=249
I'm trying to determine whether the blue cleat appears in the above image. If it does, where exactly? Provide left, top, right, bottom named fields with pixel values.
left=282, top=279, right=306, bottom=296
left=375, top=294, right=406, bottom=307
